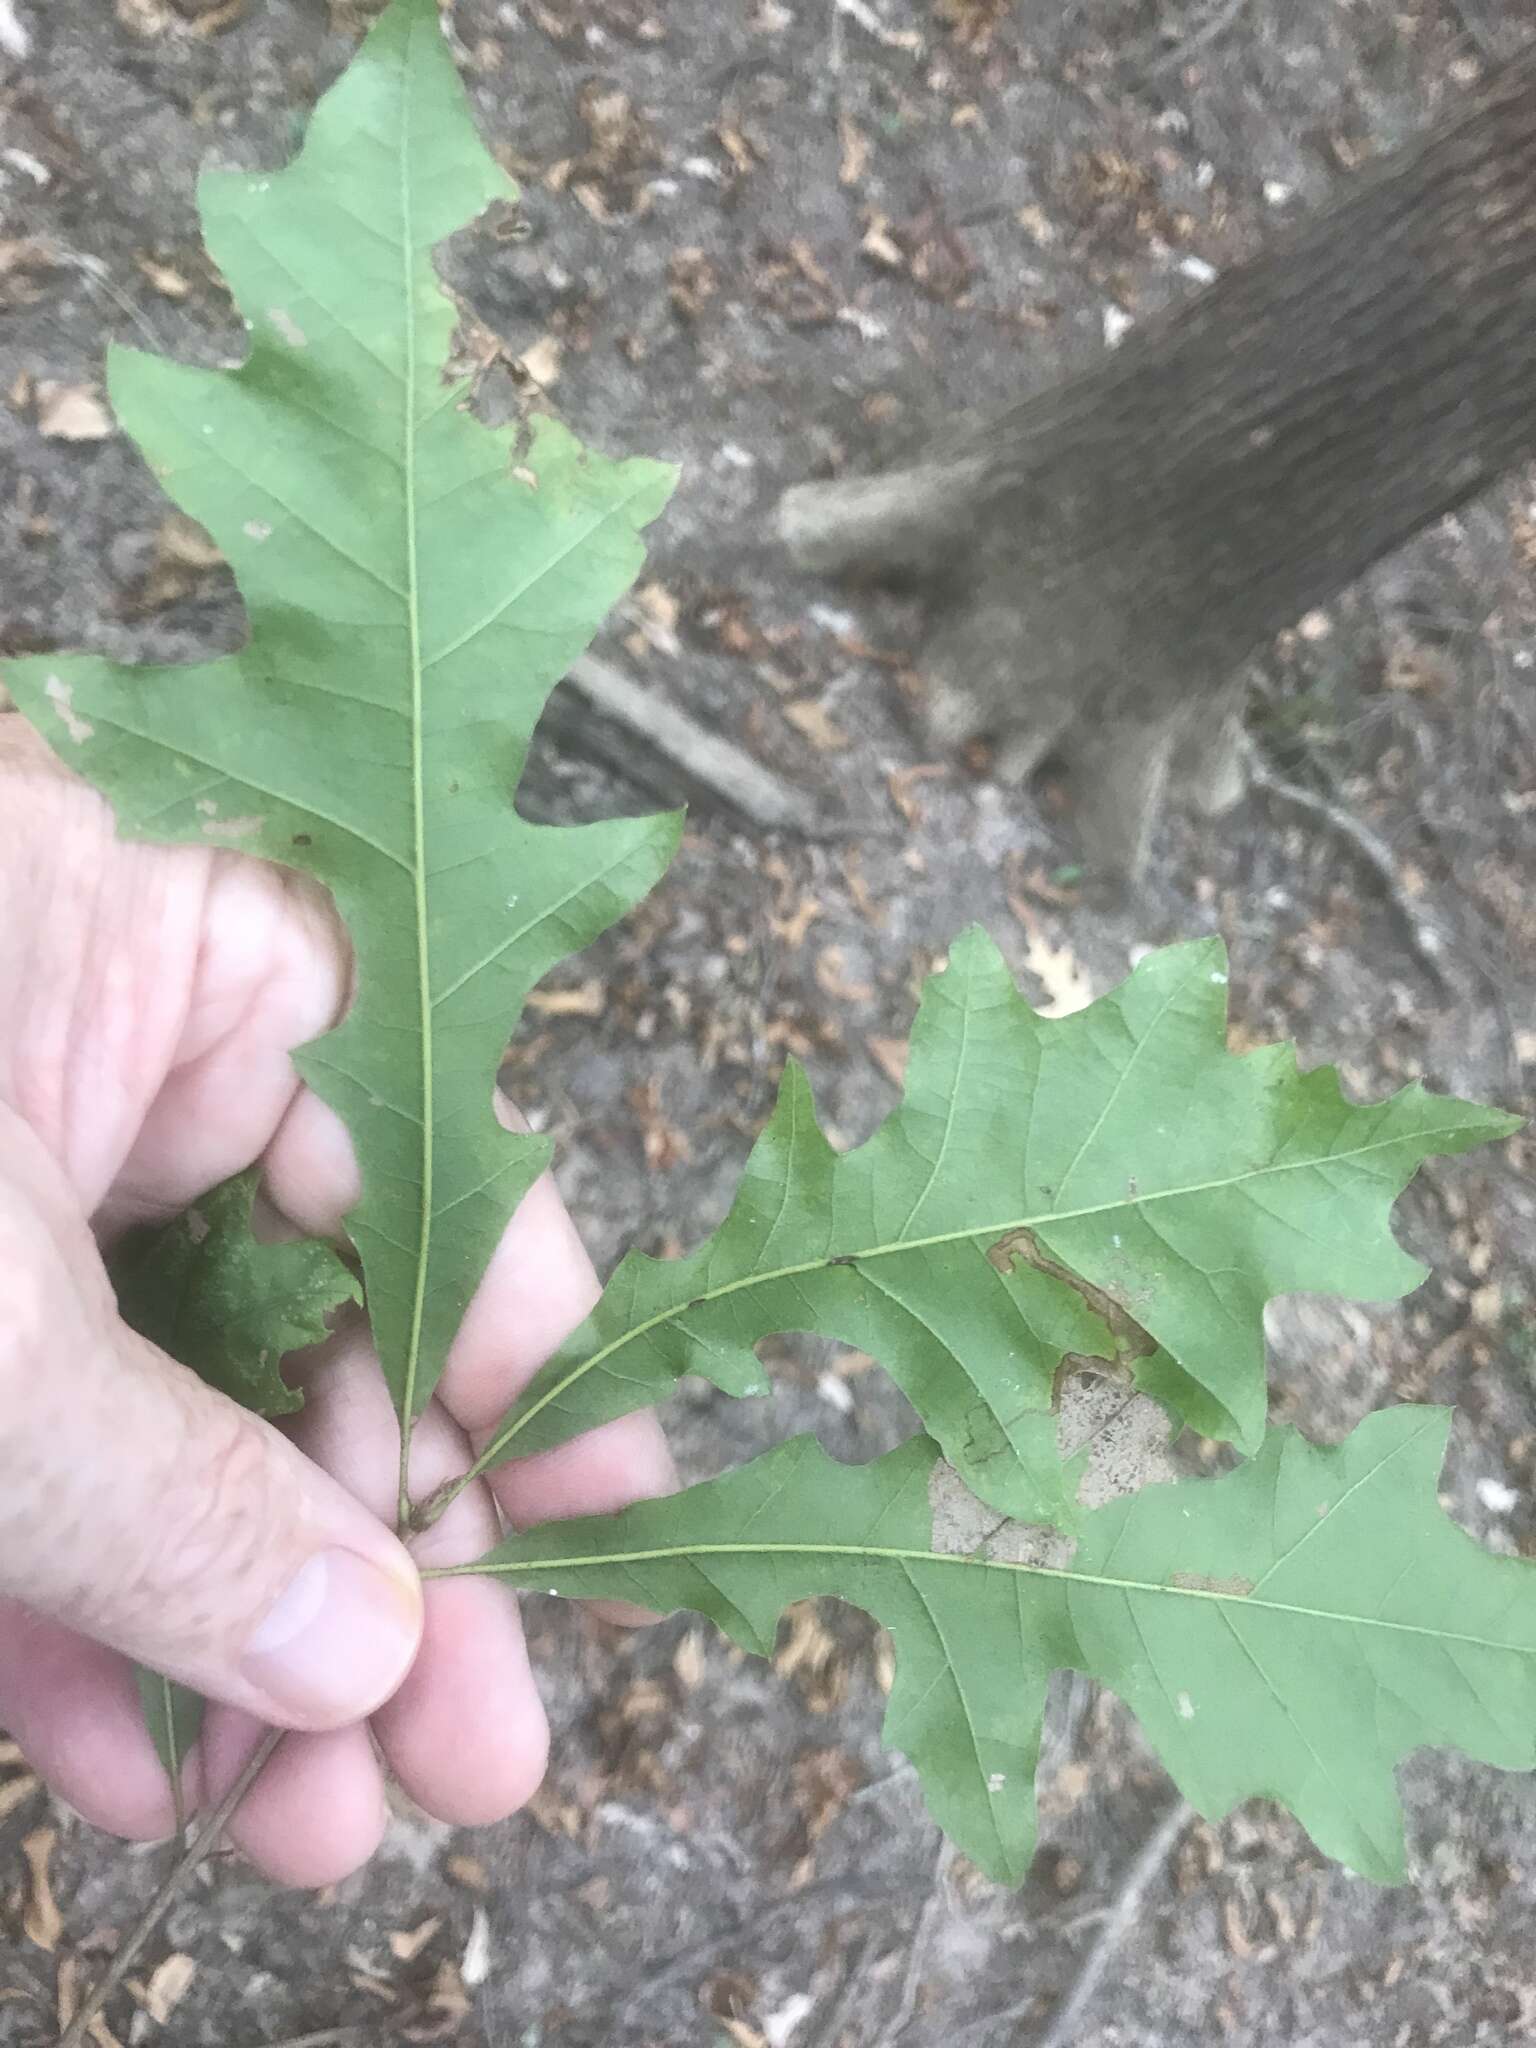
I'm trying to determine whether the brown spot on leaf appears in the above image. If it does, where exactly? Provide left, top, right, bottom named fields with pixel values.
left=988, top=1227, right=1156, bottom=1365
left=1170, top=1571, right=1256, bottom=1597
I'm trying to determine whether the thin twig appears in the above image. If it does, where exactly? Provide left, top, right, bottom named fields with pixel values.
left=1033, top=1800, right=1193, bottom=2048
left=880, top=1836, right=950, bottom=2043
left=1147, top=0, right=1253, bottom=74
left=953, top=1799, right=1193, bottom=2046
left=844, top=1758, right=919, bottom=1811
left=806, top=1933, right=874, bottom=2048
left=1444, top=0, right=1504, bottom=59
left=56, top=1729, right=286, bottom=2048
left=615, top=1874, right=902, bottom=2024
left=1244, top=746, right=1453, bottom=990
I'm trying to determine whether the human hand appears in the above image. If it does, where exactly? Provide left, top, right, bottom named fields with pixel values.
left=0, top=715, right=673, bottom=1884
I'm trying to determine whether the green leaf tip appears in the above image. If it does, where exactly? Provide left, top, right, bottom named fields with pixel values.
left=6, top=0, right=681, bottom=1445
left=135, top=1669, right=204, bottom=1828
left=462, top=1406, right=1536, bottom=1888
left=469, top=930, right=1516, bottom=1503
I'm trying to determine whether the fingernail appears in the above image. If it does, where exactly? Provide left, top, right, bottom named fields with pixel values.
left=242, top=1550, right=422, bottom=1725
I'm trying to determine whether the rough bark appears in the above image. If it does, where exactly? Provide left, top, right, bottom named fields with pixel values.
left=780, top=46, right=1536, bottom=873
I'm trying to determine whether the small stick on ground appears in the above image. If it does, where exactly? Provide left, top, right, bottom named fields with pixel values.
left=880, top=1836, right=951, bottom=2043
left=1147, top=0, right=1253, bottom=73
left=955, top=1799, right=1194, bottom=2046
left=806, top=1932, right=875, bottom=2048
left=1244, top=746, right=1453, bottom=990
left=541, top=653, right=830, bottom=837
left=1032, top=1799, right=1194, bottom=2048
left=56, top=1729, right=286, bottom=2048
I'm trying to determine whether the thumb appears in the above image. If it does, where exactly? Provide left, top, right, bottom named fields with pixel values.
left=0, top=1111, right=422, bottom=1729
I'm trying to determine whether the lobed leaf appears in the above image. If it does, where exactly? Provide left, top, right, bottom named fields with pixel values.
left=3, top=0, right=680, bottom=1482
left=110, top=1170, right=358, bottom=1419
left=461, top=1408, right=1536, bottom=1886
left=470, top=930, right=1517, bottom=1507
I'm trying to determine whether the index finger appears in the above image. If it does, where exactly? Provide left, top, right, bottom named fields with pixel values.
left=265, top=1084, right=676, bottom=1521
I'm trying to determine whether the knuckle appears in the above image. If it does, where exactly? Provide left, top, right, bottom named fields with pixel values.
left=107, top=1398, right=294, bottom=1654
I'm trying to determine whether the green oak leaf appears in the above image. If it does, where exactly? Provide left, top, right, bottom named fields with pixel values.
left=459, top=1407, right=1536, bottom=1886
left=111, top=1169, right=358, bottom=1418
left=3, top=0, right=680, bottom=1505
left=135, top=1670, right=204, bottom=1831
left=462, top=931, right=1517, bottom=1513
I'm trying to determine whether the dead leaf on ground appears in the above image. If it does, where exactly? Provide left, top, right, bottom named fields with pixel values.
left=529, top=0, right=665, bottom=41
left=55, top=1956, right=123, bottom=2048
left=754, top=239, right=839, bottom=326
left=182, top=0, right=248, bottom=28
left=118, top=0, right=246, bottom=30
left=405, top=1956, right=471, bottom=2040
left=122, top=512, right=226, bottom=616
left=887, top=762, right=945, bottom=826
left=0, top=237, right=58, bottom=308
left=673, top=1630, right=707, bottom=1688
left=866, top=1034, right=909, bottom=1087
left=628, top=578, right=683, bottom=655
left=135, top=255, right=191, bottom=298
left=901, top=200, right=975, bottom=302
left=932, top=0, right=1011, bottom=48
left=842, top=848, right=886, bottom=927
left=21, top=1827, right=62, bottom=1950
left=140, top=1952, right=197, bottom=2025
left=116, top=0, right=176, bottom=31
left=460, top=1907, right=492, bottom=1989
left=628, top=1078, right=691, bottom=1170
left=815, top=945, right=875, bottom=1006
left=388, top=1916, right=442, bottom=1964
left=1008, top=898, right=1093, bottom=1017
left=784, top=699, right=849, bottom=752
left=773, top=1602, right=847, bottom=1712
left=838, top=112, right=869, bottom=187
left=0, top=1772, right=39, bottom=1824
left=703, top=1969, right=762, bottom=2039
left=526, top=977, right=605, bottom=1018
left=860, top=210, right=906, bottom=270
left=556, top=80, right=659, bottom=219
left=159, top=510, right=224, bottom=569
left=667, top=246, right=719, bottom=322
left=769, top=892, right=821, bottom=949
left=36, top=382, right=114, bottom=442
left=791, top=1746, right=865, bottom=1843
left=516, top=334, right=563, bottom=390
left=714, top=119, right=758, bottom=179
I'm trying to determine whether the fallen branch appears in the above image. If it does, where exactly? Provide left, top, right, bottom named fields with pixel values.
left=1244, top=746, right=1453, bottom=990
left=540, top=653, right=828, bottom=837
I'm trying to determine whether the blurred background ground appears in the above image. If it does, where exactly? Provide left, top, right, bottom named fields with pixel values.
left=3, top=0, right=1536, bottom=2042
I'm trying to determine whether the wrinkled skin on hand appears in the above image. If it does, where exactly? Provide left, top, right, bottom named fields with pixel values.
left=0, top=715, right=673, bottom=1884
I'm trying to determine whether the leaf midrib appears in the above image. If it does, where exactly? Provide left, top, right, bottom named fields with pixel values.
left=436, top=1538, right=1531, bottom=1655
left=399, top=21, right=434, bottom=1514
left=473, top=1118, right=1477, bottom=1469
